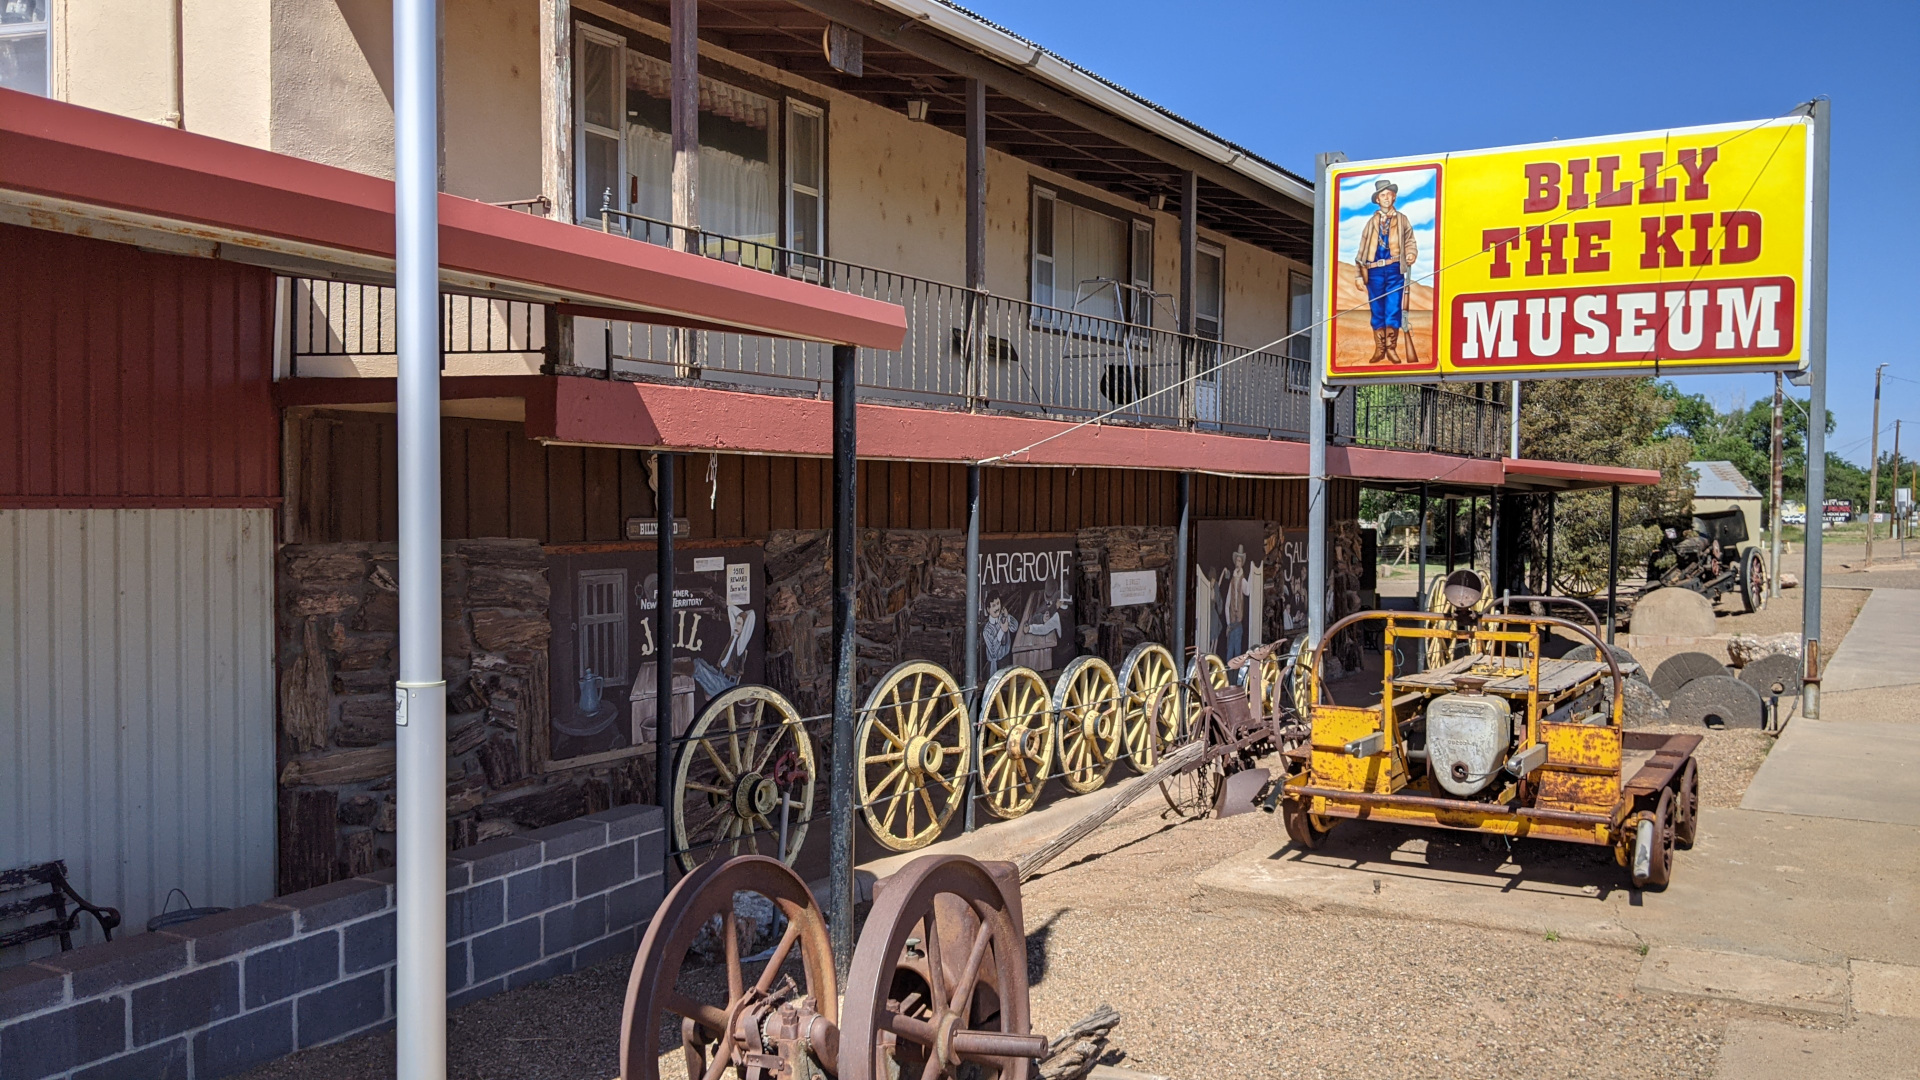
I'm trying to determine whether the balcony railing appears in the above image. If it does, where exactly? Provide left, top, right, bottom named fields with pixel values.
left=285, top=211, right=1503, bottom=459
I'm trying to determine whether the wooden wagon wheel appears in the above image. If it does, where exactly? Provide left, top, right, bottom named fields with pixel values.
left=1256, top=650, right=1287, bottom=718
left=672, top=685, right=815, bottom=873
left=1053, top=656, right=1122, bottom=794
left=975, top=666, right=1055, bottom=820
left=1116, top=642, right=1179, bottom=774
left=857, top=661, right=973, bottom=852
left=1184, top=653, right=1229, bottom=732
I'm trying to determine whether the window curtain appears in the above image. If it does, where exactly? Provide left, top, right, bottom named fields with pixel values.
left=625, top=51, right=776, bottom=247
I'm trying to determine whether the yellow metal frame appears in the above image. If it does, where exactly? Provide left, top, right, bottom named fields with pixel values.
left=1288, top=611, right=1635, bottom=853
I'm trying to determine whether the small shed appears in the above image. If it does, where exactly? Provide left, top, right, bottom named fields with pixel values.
left=1690, top=460, right=1764, bottom=541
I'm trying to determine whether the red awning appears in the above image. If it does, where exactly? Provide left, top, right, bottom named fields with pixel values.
left=0, top=89, right=905, bottom=350
left=1502, top=458, right=1662, bottom=491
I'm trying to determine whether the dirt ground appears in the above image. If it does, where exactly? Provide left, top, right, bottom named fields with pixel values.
left=243, top=712, right=1812, bottom=1080
left=239, top=554, right=1882, bottom=1080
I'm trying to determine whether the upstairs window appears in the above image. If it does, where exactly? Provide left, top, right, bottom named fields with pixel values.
left=573, top=22, right=818, bottom=261
left=1194, top=242, right=1224, bottom=341
left=0, top=0, right=51, bottom=97
left=1030, top=187, right=1149, bottom=328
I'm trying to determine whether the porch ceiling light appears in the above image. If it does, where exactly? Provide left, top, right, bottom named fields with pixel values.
left=905, top=98, right=930, bottom=122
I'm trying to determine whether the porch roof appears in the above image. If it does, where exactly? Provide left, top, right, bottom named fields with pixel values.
left=0, top=89, right=907, bottom=350
left=1363, top=458, right=1664, bottom=497
left=277, top=374, right=1515, bottom=485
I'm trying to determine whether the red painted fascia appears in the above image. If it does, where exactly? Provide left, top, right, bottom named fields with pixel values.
left=1503, top=457, right=1662, bottom=488
left=0, top=90, right=907, bottom=350
left=279, top=374, right=1508, bottom=483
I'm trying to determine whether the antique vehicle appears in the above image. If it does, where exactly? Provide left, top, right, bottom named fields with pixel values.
left=1649, top=507, right=1768, bottom=612
left=620, top=852, right=1046, bottom=1080
left=1272, top=572, right=1702, bottom=889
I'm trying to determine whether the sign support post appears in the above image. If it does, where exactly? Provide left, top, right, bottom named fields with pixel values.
left=1307, top=151, right=1344, bottom=652
left=654, top=451, right=676, bottom=877
left=1802, top=98, right=1830, bottom=719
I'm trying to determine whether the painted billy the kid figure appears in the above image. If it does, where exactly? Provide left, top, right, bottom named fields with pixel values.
left=1353, top=178, right=1418, bottom=363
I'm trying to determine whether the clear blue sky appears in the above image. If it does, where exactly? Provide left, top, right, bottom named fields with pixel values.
left=961, top=0, right=1920, bottom=467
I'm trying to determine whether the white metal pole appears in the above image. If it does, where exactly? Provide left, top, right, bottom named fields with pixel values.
left=1802, top=98, right=1830, bottom=719
left=1307, top=151, right=1344, bottom=650
left=1770, top=373, right=1783, bottom=599
left=394, top=0, right=445, bottom=1077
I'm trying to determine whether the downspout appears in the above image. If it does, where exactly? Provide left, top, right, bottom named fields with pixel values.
left=167, top=0, right=184, bottom=128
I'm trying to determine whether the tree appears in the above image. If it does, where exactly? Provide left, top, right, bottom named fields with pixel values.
left=1520, top=377, right=1695, bottom=594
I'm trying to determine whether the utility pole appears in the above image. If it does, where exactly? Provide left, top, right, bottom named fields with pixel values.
left=1770, top=373, right=1784, bottom=598
left=1867, top=363, right=1887, bottom=565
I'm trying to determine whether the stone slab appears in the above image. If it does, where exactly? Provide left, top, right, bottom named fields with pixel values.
left=1741, top=719, right=1920, bottom=826
left=1196, top=807, right=1920, bottom=967
left=1712, top=1017, right=1920, bottom=1080
left=1821, top=589, right=1920, bottom=692
left=1852, top=960, right=1920, bottom=1020
left=1634, top=946, right=1847, bottom=1015
left=1629, top=587, right=1718, bottom=638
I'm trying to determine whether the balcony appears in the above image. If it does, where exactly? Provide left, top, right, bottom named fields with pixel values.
left=287, top=214, right=1505, bottom=459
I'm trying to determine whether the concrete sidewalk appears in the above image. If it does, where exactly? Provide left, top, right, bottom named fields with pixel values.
left=1820, top=589, right=1920, bottom=693
left=1742, top=718, right=1920, bottom=825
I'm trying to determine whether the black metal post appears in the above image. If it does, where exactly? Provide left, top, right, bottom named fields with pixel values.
left=654, top=452, right=676, bottom=877
left=1173, top=471, right=1191, bottom=678
left=1445, top=496, right=1457, bottom=573
left=829, top=344, right=858, bottom=979
left=1489, top=490, right=1502, bottom=599
left=962, top=464, right=981, bottom=833
left=1416, top=483, right=1429, bottom=671
left=1546, top=492, right=1557, bottom=597
left=1606, top=485, right=1621, bottom=645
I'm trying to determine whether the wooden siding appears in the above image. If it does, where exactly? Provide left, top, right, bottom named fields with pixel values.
left=0, top=225, right=280, bottom=507
left=289, top=410, right=1345, bottom=544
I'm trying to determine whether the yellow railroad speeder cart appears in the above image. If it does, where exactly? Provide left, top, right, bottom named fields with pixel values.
left=1276, top=596, right=1702, bottom=889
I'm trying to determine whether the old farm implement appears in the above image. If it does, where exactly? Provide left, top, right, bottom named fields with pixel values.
left=1273, top=579, right=1701, bottom=889
left=620, top=852, right=1046, bottom=1080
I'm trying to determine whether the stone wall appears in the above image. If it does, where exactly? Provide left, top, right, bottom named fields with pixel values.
left=0, top=807, right=663, bottom=1080
left=1072, top=526, right=1176, bottom=667
left=276, top=540, right=653, bottom=894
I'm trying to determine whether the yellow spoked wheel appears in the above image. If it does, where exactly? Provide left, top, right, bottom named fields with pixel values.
left=1053, top=656, right=1123, bottom=794
left=672, top=685, right=815, bottom=873
left=856, top=661, right=973, bottom=852
left=1117, top=643, right=1180, bottom=773
left=975, top=666, right=1056, bottom=820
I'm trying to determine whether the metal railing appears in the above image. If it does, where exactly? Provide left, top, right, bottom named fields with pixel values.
left=289, top=279, right=546, bottom=373
left=1351, top=383, right=1507, bottom=459
left=283, top=207, right=1503, bottom=459
left=590, top=208, right=1322, bottom=439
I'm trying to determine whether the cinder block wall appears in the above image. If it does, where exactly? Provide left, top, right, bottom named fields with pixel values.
left=0, top=806, right=664, bottom=1080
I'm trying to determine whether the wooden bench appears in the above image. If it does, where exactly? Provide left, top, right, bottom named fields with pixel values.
left=0, top=861, right=121, bottom=953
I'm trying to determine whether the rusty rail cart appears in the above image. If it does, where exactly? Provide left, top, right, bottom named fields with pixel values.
left=1272, top=583, right=1702, bottom=889
left=620, top=852, right=1046, bottom=1080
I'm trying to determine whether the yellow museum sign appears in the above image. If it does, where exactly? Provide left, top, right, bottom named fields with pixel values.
left=1321, top=114, right=1815, bottom=382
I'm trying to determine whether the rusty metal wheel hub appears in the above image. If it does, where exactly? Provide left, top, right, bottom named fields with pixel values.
left=731, top=772, right=780, bottom=820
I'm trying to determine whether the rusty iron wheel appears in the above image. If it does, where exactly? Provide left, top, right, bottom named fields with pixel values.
left=1282, top=797, right=1329, bottom=849
left=858, top=662, right=974, bottom=852
left=1184, top=653, right=1229, bottom=733
left=1117, top=643, right=1179, bottom=774
left=975, top=666, right=1055, bottom=821
left=1673, top=759, right=1700, bottom=849
left=673, top=685, right=816, bottom=873
left=1153, top=683, right=1219, bottom=819
left=1632, top=789, right=1676, bottom=890
left=618, top=855, right=837, bottom=1080
left=1052, top=656, right=1122, bottom=795
left=839, top=854, right=1040, bottom=1080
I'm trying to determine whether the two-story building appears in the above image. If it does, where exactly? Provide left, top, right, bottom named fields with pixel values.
left=0, top=9, right=1592, bottom=1074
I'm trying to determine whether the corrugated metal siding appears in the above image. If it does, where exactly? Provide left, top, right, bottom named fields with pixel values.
left=1, top=509, right=276, bottom=951
left=0, top=223, right=279, bottom=506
